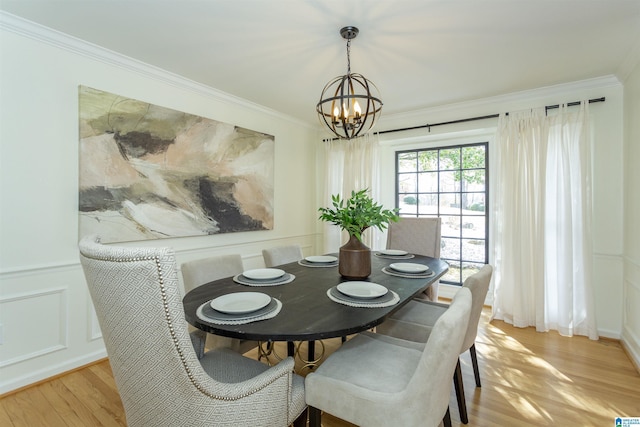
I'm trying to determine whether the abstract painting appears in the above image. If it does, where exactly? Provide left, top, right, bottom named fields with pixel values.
left=78, top=86, right=274, bottom=243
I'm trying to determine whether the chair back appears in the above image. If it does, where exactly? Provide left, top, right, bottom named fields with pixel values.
left=181, top=254, right=244, bottom=293
left=78, top=236, right=294, bottom=426
left=407, top=287, right=471, bottom=426
left=387, top=217, right=442, bottom=300
left=461, top=264, right=493, bottom=352
left=386, top=217, right=441, bottom=258
left=262, top=245, right=304, bottom=267
left=181, top=254, right=257, bottom=354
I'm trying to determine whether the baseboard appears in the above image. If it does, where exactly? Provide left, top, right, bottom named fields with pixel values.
left=621, top=327, right=640, bottom=375
left=0, top=349, right=107, bottom=395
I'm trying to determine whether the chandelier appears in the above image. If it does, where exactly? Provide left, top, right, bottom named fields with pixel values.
left=316, top=26, right=383, bottom=140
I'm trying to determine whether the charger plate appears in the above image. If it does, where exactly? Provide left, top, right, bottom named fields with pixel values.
left=233, top=273, right=295, bottom=286
left=389, top=262, right=430, bottom=274
left=382, top=267, right=435, bottom=279
left=327, top=286, right=399, bottom=308
left=242, top=268, right=285, bottom=280
left=298, top=259, right=338, bottom=268
left=337, top=281, right=388, bottom=299
left=197, top=298, right=281, bottom=325
left=210, top=292, right=271, bottom=314
left=374, top=252, right=415, bottom=260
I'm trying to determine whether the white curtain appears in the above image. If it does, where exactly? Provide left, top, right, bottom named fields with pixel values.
left=492, top=102, right=598, bottom=340
left=322, top=133, right=383, bottom=253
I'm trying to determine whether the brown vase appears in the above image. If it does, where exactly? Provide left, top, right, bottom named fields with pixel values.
left=339, top=234, right=372, bottom=279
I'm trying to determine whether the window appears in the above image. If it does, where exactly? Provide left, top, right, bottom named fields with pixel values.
left=395, top=143, right=488, bottom=285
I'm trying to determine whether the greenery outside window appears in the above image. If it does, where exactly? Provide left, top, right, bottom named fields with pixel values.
left=396, top=143, right=488, bottom=285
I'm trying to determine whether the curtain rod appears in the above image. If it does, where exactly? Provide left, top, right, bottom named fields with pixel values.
left=374, top=97, right=605, bottom=136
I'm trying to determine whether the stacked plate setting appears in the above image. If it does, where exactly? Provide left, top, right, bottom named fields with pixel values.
left=375, top=249, right=415, bottom=259
left=328, top=281, right=397, bottom=306
left=200, top=291, right=280, bottom=323
left=337, top=281, right=388, bottom=299
left=234, top=268, right=294, bottom=286
left=388, top=262, right=430, bottom=274
left=383, top=262, right=432, bottom=278
left=211, top=292, right=272, bottom=314
left=299, top=255, right=338, bottom=267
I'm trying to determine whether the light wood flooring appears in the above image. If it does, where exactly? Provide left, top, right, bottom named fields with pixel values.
left=2, top=309, right=639, bottom=426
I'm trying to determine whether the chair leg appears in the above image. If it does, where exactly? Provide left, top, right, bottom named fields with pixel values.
left=469, top=343, right=481, bottom=387
left=443, top=405, right=452, bottom=427
left=308, top=340, right=315, bottom=361
left=292, top=407, right=308, bottom=427
left=309, top=406, right=322, bottom=427
left=453, top=358, right=469, bottom=424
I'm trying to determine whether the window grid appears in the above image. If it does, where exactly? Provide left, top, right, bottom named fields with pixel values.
left=395, top=142, right=489, bottom=286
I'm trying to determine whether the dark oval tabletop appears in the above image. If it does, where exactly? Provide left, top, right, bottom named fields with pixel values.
left=182, top=253, right=449, bottom=342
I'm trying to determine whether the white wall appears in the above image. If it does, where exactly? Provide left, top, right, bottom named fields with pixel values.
left=0, top=14, right=320, bottom=393
left=622, top=56, right=640, bottom=369
left=374, top=77, right=626, bottom=338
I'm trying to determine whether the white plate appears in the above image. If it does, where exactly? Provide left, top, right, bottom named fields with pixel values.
left=380, top=249, right=408, bottom=256
left=337, top=281, right=388, bottom=299
left=305, top=255, right=338, bottom=263
left=389, top=262, right=429, bottom=274
left=210, top=292, right=272, bottom=314
left=242, top=268, right=285, bottom=280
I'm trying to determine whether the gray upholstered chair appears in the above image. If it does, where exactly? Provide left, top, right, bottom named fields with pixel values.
left=262, top=244, right=316, bottom=357
left=181, top=254, right=258, bottom=354
left=386, top=217, right=442, bottom=301
left=305, top=287, right=472, bottom=427
left=376, top=264, right=493, bottom=424
left=79, top=236, right=307, bottom=427
left=262, top=245, right=304, bottom=267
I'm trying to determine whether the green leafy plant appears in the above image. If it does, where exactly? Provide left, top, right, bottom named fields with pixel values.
left=318, top=189, right=399, bottom=241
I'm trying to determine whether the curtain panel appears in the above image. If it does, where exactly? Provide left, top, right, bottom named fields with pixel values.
left=492, top=103, right=598, bottom=340
left=322, top=133, right=383, bottom=253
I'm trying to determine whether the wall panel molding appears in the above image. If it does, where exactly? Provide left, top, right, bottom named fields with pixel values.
left=1, top=233, right=321, bottom=277
left=0, top=288, right=68, bottom=368
left=624, top=255, right=640, bottom=291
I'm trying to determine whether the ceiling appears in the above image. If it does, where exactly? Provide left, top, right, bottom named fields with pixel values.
left=2, top=1, right=640, bottom=127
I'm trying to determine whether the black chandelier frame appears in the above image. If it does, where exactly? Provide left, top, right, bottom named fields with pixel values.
left=316, top=26, right=383, bottom=140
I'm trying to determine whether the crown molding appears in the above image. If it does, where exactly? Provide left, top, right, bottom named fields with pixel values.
left=0, top=11, right=311, bottom=129
left=380, top=75, right=622, bottom=126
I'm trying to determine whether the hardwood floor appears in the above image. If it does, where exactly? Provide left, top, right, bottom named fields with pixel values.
left=2, top=309, right=639, bottom=426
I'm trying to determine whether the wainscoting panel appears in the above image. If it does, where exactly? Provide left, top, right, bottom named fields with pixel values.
left=0, top=288, right=68, bottom=368
left=622, top=257, right=640, bottom=370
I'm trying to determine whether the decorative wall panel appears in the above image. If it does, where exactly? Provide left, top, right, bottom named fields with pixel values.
left=78, top=86, right=274, bottom=243
left=0, top=289, right=68, bottom=367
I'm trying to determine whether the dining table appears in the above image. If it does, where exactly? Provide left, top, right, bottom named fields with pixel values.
left=182, top=251, right=449, bottom=364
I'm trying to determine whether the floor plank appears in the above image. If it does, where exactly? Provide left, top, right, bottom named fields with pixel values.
left=1, top=309, right=638, bottom=426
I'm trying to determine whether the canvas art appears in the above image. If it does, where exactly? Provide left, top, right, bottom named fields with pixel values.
left=78, top=86, right=274, bottom=243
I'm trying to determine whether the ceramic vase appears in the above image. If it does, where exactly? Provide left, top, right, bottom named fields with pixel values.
left=338, top=234, right=371, bottom=279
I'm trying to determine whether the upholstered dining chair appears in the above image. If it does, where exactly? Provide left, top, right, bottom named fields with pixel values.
left=79, top=236, right=307, bottom=427
left=262, top=244, right=319, bottom=358
left=386, top=217, right=442, bottom=301
left=376, top=264, right=493, bottom=424
left=262, top=244, right=304, bottom=267
left=181, top=254, right=258, bottom=355
left=305, top=287, right=472, bottom=427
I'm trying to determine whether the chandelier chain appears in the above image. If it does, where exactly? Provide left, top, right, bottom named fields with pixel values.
left=346, top=38, right=351, bottom=75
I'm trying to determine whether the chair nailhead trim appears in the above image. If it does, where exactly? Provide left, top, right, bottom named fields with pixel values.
left=85, top=248, right=287, bottom=401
